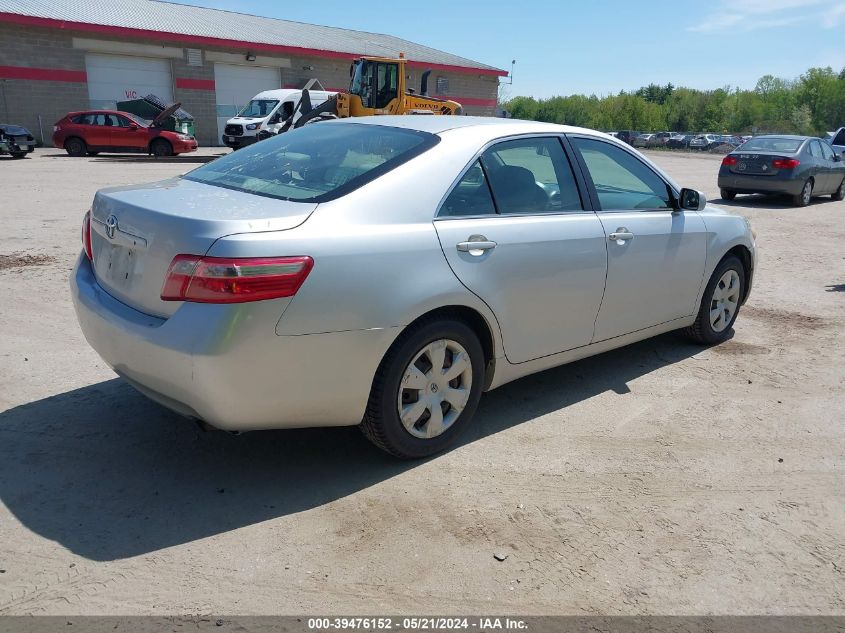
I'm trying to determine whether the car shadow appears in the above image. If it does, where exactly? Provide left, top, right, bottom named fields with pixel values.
left=825, top=284, right=845, bottom=292
left=0, top=332, right=704, bottom=561
left=714, top=194, right=829, bottom=208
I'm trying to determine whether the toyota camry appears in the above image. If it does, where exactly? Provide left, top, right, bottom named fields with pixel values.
left=71, top=117, right=756, bottom=458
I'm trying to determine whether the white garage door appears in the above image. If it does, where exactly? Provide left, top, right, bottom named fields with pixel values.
left=214, top=63, right=280, bottom=145
left=85, top=53, right=173, bottom=110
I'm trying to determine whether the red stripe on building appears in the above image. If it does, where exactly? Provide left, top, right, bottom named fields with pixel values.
left=175, top=77, right=215, bottom=90
left=0, top=64, right=86, bottom=82
left=0, top=12, right=508, bottom=77
left=446, top=96, right=497, bottom=107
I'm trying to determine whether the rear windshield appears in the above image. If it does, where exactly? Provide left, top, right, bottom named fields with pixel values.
left=738, top=137, right=802, bottom=153
left=185, top=122, right=439, bottom=202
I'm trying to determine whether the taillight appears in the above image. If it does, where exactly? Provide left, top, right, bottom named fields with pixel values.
left=722, top=155, right=737, bottom=166
left=161, top=255, right=314, bottom=303
left=772, top=158, right=800, bottom=169
left=82, top=211, right=93, bottom=261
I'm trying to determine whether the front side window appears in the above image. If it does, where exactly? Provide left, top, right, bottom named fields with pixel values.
left=237, top=100, right=280, bottom=118
left=481, top=137, right=583, bottom=214
left=439, top=161, right=496, bottom=217
left=571, top=137, right=671, bottom=210
left=820, top=141, right=836, bottom=161
left=185, top=122, right=438, bottom=202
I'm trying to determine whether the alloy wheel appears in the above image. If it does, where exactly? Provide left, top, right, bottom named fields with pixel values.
left=710, top=269, right=741, bottom=332
left=802, top=181, right=812, bottom=206
left=397, top=338, right=472, bottom=439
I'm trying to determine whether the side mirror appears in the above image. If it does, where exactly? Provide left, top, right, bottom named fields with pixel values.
left=129, top=123, right=138, bottom=130
left=679, top=188, right=706, bottom=211
left=835, top=153, right=842, bottom=162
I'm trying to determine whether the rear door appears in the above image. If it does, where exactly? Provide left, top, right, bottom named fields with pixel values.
left=569, top=135, right=707, bottom=342
left=434, top=135, right=608, bottom=364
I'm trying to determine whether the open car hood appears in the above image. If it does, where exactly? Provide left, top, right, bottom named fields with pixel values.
left=151, top=102, right=182, bottom=127
left=0, top=123, right=31, bottom=136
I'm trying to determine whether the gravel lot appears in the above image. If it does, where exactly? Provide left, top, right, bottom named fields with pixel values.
left=0, top=146, right=843, bottom=616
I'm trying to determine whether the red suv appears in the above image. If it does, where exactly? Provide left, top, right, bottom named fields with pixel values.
left=52, top=105, right=197, bottom=157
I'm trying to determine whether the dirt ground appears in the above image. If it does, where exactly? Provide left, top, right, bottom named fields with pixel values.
left=0, top=146, right=843, bottom=616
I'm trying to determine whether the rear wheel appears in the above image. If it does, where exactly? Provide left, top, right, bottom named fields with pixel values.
left=64, top=137, right=86, bottom=157
left=793, top=179, right=812, bottom=207
left=10, top=151, right=26, bottom=159
left=86, top=150, right=99, bottom=156
left=150, top=139, right=173, bottom=157
left=720, top=188, right=736, bottom=201
left=360, top=319, right=484, bottom=459
left=832, top=177, right=845, bottom=201
left=685, top=255, right=745, bottom=345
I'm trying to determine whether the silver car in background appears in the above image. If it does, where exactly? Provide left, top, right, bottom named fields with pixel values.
left=72, top=117, right=756, bottom=458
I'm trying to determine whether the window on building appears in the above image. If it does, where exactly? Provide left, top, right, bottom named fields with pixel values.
left=436, top=76, right=449, bottom=95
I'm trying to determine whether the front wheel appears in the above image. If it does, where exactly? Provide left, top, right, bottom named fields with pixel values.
left=150, top=139, right=173, bottom=157
left=793, top=179, right=812, bottom=207
left=832, top=177, right=845, bottom=201
left=64, top=137, right=86, bottom=157
left=685, top=255, right=745, bottom=345
left=720, top=188, right=736, bottom=201
left=361, top=319, right=485, bottom=459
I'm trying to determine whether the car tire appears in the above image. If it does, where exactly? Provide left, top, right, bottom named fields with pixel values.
left=793, top=179, right=813, bottom=207
left=10, top=151, right=26, bottom=159
left=685, top=255, right=745, bottom=345
left=720, top=188, right=736, bottom=201
left=150, top=139, right=173, bottom=157
left=360, top=318, right=485, bottom=459
left=832, top=177, right=845, bottom=201
left=86, top=151, right=99, bottom=156
left=64, top=137, right=86, bottom=157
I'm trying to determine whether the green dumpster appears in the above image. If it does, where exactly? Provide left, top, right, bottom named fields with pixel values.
left=116, top=94, right=195, bottom=136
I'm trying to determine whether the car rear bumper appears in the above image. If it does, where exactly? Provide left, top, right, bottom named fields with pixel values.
left=718, top=173, right=804, bottom=196
left=71, top=253, right=399, bottom=431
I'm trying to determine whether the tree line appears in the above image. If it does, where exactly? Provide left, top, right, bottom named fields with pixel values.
left=502, top=66, right=845, bottom=136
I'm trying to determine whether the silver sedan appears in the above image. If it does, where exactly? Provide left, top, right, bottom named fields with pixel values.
left=71, top=117, right=756, bottom=458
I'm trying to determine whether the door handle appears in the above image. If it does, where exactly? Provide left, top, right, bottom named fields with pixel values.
left=457, top=235, right=497, bottom=255
left=608, top=228, right=634, bottom=242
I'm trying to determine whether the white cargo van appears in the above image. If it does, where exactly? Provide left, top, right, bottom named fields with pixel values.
left=222, top=88, right=336, bottom=149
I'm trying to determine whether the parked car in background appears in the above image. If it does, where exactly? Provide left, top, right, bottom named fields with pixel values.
left=71, top=116, right=755, bottom=459
left=667, top=134, right=694, bottom=149
left=615, top=130, right=640, bottom=146
left=53, top=106, right=198, bottom=157
left=633, top=133, right=655, bottom=148
left=830, top=127, right=845, bottom=155
left=0, top=123, right=36, bottom=158
left=648, top=131, right=676, bottom=147
left=718, top=135, right=845, bottom=206
left=690, top=134, right=720, bottom=151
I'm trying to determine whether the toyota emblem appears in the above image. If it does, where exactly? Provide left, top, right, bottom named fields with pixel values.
left=105, top=215, right=118, bottom=239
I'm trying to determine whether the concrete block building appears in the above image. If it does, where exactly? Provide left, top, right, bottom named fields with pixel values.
left=0, top=0, right=506, bottom=146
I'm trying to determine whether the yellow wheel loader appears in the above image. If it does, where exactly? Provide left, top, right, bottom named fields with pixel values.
left=280, top=54, right=463, bottom=132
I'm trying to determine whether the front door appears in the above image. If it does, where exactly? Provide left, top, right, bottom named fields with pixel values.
left=109, top=114, right=147, bottom=151
left=569, top=136, right=707, bottom=342
left=434, top=136, right=607, bottom=364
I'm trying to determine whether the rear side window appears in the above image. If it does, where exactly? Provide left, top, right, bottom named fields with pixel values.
left=439, top=161, right=496, bottom=217
left=185, top=122, right=438, bottom=202
left=481, top=137, right=583, bottom=214
left=72, top=114, right=94, bottom=124
left=571, top=137, right=671, bottom=210
left=809, top=141, right=823, bottom=158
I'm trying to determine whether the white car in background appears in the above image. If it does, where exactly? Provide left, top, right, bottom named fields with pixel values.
left=222, top=88, right=336, bottom=149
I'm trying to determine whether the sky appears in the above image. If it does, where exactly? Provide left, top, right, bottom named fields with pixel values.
left=167, top=0, right=844, bottom=99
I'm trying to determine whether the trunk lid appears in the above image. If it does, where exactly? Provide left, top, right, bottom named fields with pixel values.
left=89, top=177, right=316, bottom=318
left=730, top=151, right=792, bottom=176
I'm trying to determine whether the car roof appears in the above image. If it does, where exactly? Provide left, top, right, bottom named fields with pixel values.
left=332, top=115, right=607, bottom=139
